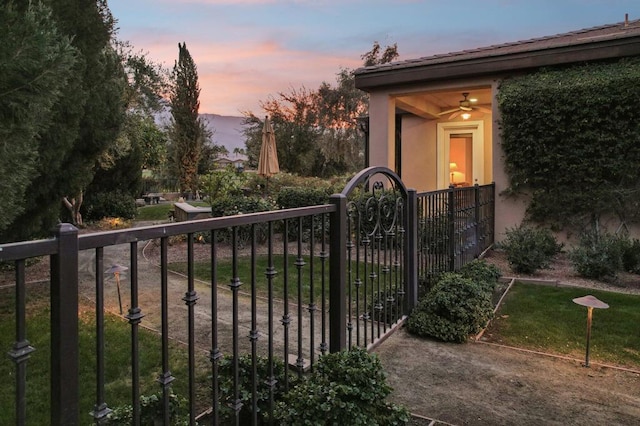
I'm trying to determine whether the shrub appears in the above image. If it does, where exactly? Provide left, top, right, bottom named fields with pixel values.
left=105, top=391, right=190, bottom=425
left=200, top=166, right=247, bottom=201
left=407, top=272, right=493, bottom=343
left=273, top=348, right=409, bottom=425
left=276, top=186, right=329, bottom=209
left=276, top=187, right=330, bottom=242
left=569, top=230, right=625, bottom=280
left=459, top=259, right=501, bottom=293
left=83, top=190, right=137, bottom=222
left=217, top=354, right=291, bottom=425
left=500, top=225, right=562, bottom=274
left=621, top=238, right=640, bottom=274
left=209, top=195, right=274, bottom=218
left=209, top=195, right=274, bottom=246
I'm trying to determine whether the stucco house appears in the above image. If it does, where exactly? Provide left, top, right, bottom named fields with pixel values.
left=214, top=154, right=247, bottom=170
left=354, top=16, right=640, bottom=241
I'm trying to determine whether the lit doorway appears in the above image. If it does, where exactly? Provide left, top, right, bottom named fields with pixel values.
left=449, top=134, right=472, bottom=186
left=436, top=121, right=484, bottom=188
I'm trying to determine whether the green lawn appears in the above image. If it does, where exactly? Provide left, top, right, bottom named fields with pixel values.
left=0, top=286, right=208, bottom=424
left=171, top=254, right=396, bottom=307
left=170, top=253, right=331, bottom=303
left=486, top=282, right=640, bottom=368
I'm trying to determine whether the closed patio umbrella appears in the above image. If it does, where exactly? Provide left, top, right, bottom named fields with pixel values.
left=258, top=116, right=279, bottom=179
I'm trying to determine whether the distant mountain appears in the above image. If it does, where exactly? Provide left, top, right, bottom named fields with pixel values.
left=200, top=114, right=247, bottom=153
left=154, top=105, right=248, bottom=153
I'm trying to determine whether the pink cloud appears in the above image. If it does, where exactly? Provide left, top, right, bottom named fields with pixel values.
left=133, top=34, right=361, bottom=116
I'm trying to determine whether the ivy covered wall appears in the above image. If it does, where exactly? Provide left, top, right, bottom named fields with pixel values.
left=497, top=58, right=640, bottom=232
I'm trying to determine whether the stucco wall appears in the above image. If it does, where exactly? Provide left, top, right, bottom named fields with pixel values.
left=400, top=116, right=437, bottom=191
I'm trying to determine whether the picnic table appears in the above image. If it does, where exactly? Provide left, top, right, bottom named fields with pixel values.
left=142, top=193, right=161, bottom=204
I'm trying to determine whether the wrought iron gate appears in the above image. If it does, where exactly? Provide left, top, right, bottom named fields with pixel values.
left=331, top=167, right=418, bottom=350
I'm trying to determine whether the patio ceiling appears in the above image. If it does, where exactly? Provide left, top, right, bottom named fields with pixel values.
left=394, top=87, right=493, bottom=119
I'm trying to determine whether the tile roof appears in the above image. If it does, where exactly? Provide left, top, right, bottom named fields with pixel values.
left=355, top=18, right=640, bottom=76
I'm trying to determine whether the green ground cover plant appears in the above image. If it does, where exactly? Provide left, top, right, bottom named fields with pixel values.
left=0, top=286, right=205, bottom=425
left=487, top=282, right=640, bottom=368
left=273, top=348, right=409, bottom=425
left=498, top=57, right=640, bottom=232
left=407, top=260, right=498, bottom=343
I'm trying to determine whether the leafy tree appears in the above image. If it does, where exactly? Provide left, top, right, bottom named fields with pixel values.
left=0, top=1, right=76, bottom=237
left=200, top=166, right=247, bottom=202
left=1, top=0, right=126, bottom=241
left=84, top=44, right=170, bottom=218
left=168, top=42, right=208, bottom=196
left=242, top=42, right=398, bottom=178
left=361, top=41, right=399, bottom=66
left=116, top=40, right=169, bottom=115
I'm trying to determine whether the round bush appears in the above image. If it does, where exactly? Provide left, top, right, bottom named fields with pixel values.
left=407, top=272, right=493, bottom=343
left=500, top=225, right=562, bottom=274
left=569, top=230, right=625, bottom=280
left=459, top=259, right=501, bottom=293
left=273, top=348, right=409, bottom=425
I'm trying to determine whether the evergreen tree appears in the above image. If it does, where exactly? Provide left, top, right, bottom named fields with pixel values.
left=0, top=1, right=76, bottom=236
left=83, top=44, right=170, bottom=219
left=168, top=42, right=207, bottom=196
left=1, top=0, right=126, bottom=241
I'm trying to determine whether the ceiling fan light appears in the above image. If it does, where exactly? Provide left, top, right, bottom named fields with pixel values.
left=461, top=112, right=471, bottom=120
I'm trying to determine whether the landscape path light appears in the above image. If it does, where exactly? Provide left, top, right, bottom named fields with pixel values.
left=104, top=264, right=128, bottom=314
left=572, top=295, right=609, bottom=367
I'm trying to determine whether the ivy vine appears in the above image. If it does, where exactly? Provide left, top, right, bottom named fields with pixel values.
left=497, top=57, right=640, bottom=232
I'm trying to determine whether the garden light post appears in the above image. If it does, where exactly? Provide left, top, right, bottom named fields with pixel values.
left=572, top=295, right=609, bottom=367
left=105, top=264, right=128, bottom=314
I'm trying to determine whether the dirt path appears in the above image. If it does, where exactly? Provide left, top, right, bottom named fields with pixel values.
left=375, top=328, right=640, bottom=425
left=76, top=234, right=324, bottom=367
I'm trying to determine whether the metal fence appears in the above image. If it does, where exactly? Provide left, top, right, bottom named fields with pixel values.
left=417, top=183, right=496, bottom=295
left=1, top=168, right=493, bottom=425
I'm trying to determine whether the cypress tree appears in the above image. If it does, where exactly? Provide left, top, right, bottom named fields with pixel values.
left=168, top=42, right=207, bottom=197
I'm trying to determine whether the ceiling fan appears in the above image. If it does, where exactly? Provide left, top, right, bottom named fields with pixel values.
left=437, top=92, right=491, bottom=119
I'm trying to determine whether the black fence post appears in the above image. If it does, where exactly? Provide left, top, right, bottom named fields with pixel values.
left=490, top=182, right=496, bottom=246
left=50, top=223, right=79, bottom=425
left=406, top=189, right=418, bottom=313
left=474, top=183, right=481, bottom=258
left=329, top=194, right=347, bottom=352
left=447, top=186, right=456, bottom=272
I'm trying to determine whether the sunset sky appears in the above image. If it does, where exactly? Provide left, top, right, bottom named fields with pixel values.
left=109, top=0, right=640, bottom=116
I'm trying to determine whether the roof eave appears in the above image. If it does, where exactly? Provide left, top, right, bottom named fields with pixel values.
left=354, top=37, right=640, bottom=91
